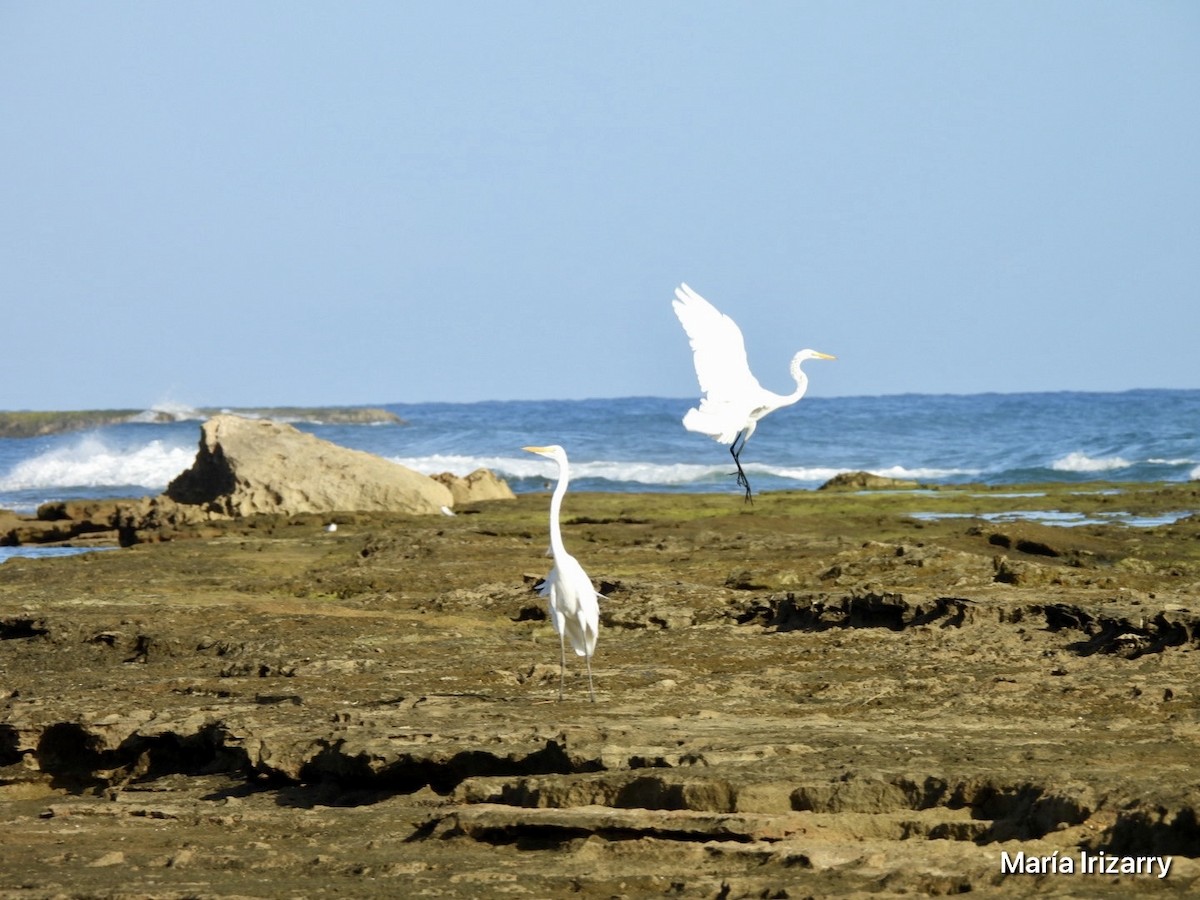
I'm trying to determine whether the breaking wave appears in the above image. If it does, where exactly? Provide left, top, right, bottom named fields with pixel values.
left=0, top=435, right=193, bottom=492
left=127, top=401, right=205, bottom=423
left=389, top=454, right=978, bottom=488
left=392, top=454, right=734, bottom=486
left=1050, top=452, right=1133, bottom=473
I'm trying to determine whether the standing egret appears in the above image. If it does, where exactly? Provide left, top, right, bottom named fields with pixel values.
left=523, top=444, right=601, bottom=702
left=672, top=283, right=835, bottom=501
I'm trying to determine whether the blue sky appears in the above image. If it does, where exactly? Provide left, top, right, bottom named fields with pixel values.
left=2, top=1, right=1197, bottom=410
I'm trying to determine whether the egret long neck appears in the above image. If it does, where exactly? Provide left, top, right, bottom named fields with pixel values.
left=786, top=369, right=810, bottom=403
left=547, top=461, right=569, bottom=559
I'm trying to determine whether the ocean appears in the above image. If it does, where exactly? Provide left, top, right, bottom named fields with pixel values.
left=2, top=390, right=1198, bottom=517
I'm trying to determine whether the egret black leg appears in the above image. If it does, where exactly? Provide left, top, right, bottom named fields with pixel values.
left=728, top=435, right=753, bottom=503
left=584, top=653, right=595, bottom=703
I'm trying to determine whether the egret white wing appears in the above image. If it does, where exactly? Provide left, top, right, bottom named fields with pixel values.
left=541, top=554, right=599, bottom=657
left=538, top=568, right=567, bottom=633
left=563, top=592, right=600, bottom=658
left=672, top=283, right=763, bottom=402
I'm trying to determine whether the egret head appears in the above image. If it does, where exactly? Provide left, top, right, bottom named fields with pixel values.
left=798, top=349, right=836, bottom=363
left=790, top=348, right=835, bottom=373
left=523, top=444, right=568, bottom=464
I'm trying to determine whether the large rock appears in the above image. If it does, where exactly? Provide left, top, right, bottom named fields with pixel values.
left=165, top=415, right=453, bottom=516
left=433, top=468, right=516, bottom=505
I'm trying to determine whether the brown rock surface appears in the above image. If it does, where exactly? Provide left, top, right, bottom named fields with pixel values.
left=165, top=414, right=453, bottom=516
left=433, top=467, right=517, bottom=505
left=2, top=484, right=1199, bottom=897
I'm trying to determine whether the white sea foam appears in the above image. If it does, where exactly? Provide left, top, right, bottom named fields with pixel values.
left=862, top=464, right=982, bottom=481
left=389, top=454, right=540, bottom=478
left=391, top=454, right=725, bottom=486
left=565, top=459, right=721, bottom=485
left=0, top=435, right=193, bottom=491
left=1050, top=452, right=1132, bottom=473
left=751, top=464, right=844, bottom=483
left=769, top=464, right=980, bottom=483
left=1190, top=464, right=1200, bottom=481
left=129, top=401, right=204, bottom=423
left=387, top=455, right=978, bottom=488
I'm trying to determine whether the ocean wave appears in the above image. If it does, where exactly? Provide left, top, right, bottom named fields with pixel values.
left=388, top=455, right=979, bottom=488
left=764, top=464, right=981, bottom=484
left=860, top=464, right=983, bottom=481
left=397, top=453, right=782, bottom=486
left=391, top=454, right=725, bottom=486
left=0, top=435, right=193, bottom=491
left=1050, top=452, right=1133, bottom=473
left=128, top=401, right=205, bottom=423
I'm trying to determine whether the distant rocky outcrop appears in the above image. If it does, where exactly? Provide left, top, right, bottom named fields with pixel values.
left=818, top=471, right=920, bottom=491
left=0, top=410, right=147, bottom=438
left=0, top=406, right=404, bottom=438
left=165, top=415, right=452, bottom=517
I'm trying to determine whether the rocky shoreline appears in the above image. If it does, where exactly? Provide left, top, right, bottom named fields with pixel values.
left=1, top=481, right=1199, bottom=897
left=3, top=414, right=513, bottom=549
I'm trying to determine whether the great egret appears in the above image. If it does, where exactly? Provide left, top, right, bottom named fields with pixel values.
left=672, top=283, right=835, bottom=501
left=523, top=444, right=601, bottom=702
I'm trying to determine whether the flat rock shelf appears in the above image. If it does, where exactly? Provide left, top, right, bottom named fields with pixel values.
left=2, top=483, right=1199, bottom=897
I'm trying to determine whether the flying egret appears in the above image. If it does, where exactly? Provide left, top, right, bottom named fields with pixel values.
left=523, top=444, right=601, bottom=702
left=672, top=283, right=835, bottom=501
